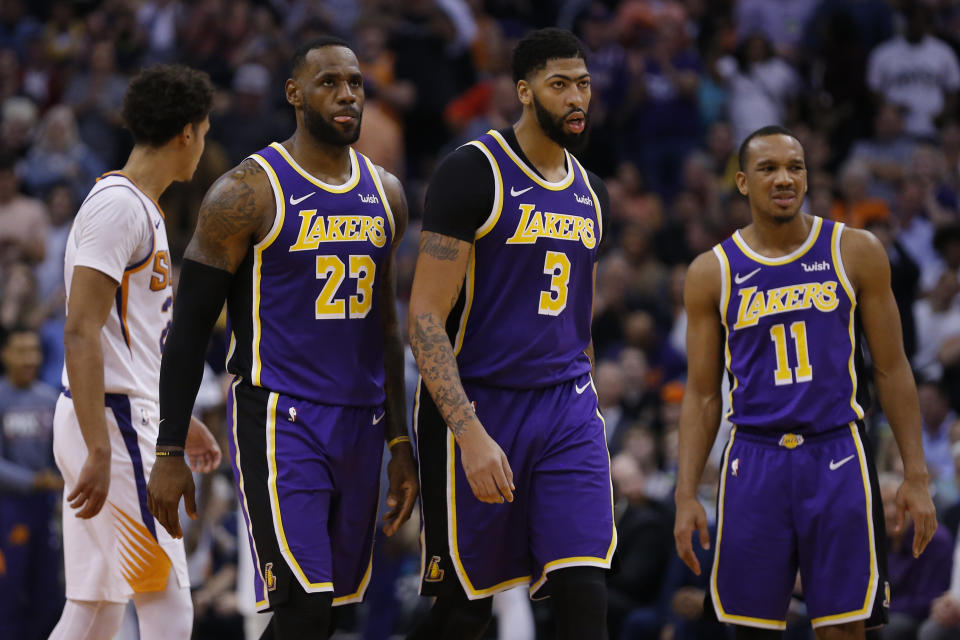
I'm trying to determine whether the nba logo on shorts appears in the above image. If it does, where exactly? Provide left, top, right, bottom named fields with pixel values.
left=288, top=407, right=297, bottom=423
left=731, top=458, right=740, bottom=477
left=265, top=562, right=277, bottom=591
left=425, top=556, right=445, bottom=582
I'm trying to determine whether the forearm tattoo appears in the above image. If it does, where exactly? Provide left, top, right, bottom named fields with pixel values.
left=411, top=311, right=476, bottom=438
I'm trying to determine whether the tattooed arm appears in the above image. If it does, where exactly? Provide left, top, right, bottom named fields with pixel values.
left=408, top=231, right=515, bottom=504
left=376, top=167, right=418, bottom=535
left=149, top=159, right=273, bottom=538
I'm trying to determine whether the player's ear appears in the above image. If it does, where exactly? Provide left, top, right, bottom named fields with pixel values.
left=735, top=171, right=748, bottom=196
left=285, top=78, right=302, bottom=108
left=516, top=79, right=531, bottom=107
left=178, top=122, right=193, bottom=145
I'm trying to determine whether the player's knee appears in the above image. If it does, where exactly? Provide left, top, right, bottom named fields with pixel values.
left=735, top=625, right=783, bottom=640
left=272, top=588, right=333, bottom=639
left=441, top=595, right=493, bottom=640
left=547, top=567, right=608, bottom=639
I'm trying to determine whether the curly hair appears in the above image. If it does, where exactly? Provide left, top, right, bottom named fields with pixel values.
left=511, top=28, right=588, bottom=83
left=121, top=64, right=214, bottom=147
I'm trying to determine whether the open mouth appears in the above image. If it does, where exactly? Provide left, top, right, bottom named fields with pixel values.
left=565, top=113, right=585, bottom=133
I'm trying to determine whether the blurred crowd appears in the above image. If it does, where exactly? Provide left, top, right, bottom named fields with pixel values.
left=6, top=0, right=960, bottom=638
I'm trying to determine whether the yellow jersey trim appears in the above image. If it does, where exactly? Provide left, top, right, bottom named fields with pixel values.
left=529, top=374, right=617, bottom=598
left=447, top=430, right=532, bottom=599
left=228, top=377, right=270, bottom=609
left=731, top=216, right=823, bottom=266
left=249, top=153, right=286, bottom=386
left=573, top=156, right=602, bottom=245
left=332, top=473, right=380, bottom=606
left=465, top=140, right=504, bottom=240
left=810, top=424, right=878, bottom=627
left=266, top=392, right=335, bottom=593
left=362, top=154, right=396, bottom=240
left=413, top=376, right=430, bottom=595
left=452, top=247, right=477, bottom=356
left=269, top=142, right=360, bottom=193
left=710, top=428, right=788, bottom=630
left=487, top=130, right=575, bottom=191
left=713, top=246, right=738, bottom=420
left=831, top=222, right=865, bottom=419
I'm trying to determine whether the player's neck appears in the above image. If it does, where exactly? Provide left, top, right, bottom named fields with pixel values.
left=122, top=146, right=178, bottom=201
left=512, top=117, right=567, bottom=182
left=284, top=132, right=353, bottom=185
left=742, top=212, right=813, bottom=256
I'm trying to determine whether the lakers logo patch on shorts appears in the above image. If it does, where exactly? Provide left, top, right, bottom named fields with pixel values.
left=425, top=556, right=445, bottom=582
left=265, top=562, right=277, bottom=592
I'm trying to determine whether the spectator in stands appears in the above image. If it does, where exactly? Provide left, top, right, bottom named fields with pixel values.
left=21, top=105, right=104, bottom=202
left=721, top=32, right=801, bottom=145
left=831, top=159, right=890, bottom=228
left=919, top=527, right=960, bottom=640
left=0, top=96, right=37, bottom=160
left=608, top=452, right=673, bottom=639
left=917, top=380, right=960, bottom=508
left=867, top=1, right=960, bottom=140
left=0, top=327, right=63, bottom=640
left=845, top=101, right=916, bottom=208
left=882, top=472, right=954, bottom=640
left=63, top=40, right=128, bottom=168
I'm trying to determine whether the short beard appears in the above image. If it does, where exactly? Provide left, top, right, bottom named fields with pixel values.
left=303, top=101, right=361, bottom=146
left=532, top=92, right=589, bottom=153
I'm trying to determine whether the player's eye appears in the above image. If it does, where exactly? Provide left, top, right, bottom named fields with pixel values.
left=553, top=80, right=565, bottom=89
left=578, top=80, right=591, bottom=89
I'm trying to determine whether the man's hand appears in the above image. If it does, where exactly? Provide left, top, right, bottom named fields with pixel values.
left=185, top=417, right=222, bottom=473
left=674, top=494, right=710, bottom=575
left=147, top=455, right=197, bottom=538
left=895, top=476, right=937, bottom=557
left=67, top=447, right=110, bottom=518
left=382, top=443, right=418, bottom=536
left=930, top=592, right=960, bottom=626
left=458, top=427, right=514, bottom=504
left=32, top=468, right=64, bottom=492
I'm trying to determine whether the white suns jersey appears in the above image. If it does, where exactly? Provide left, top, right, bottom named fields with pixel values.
left=62, top=172, right=173, bottom=403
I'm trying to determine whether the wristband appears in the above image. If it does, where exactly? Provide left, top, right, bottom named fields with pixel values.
left=156, top=449, right=185, bottom=458
left=387, top=436, right=411, bottom=450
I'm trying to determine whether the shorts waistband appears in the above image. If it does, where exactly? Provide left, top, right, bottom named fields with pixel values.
left=732, top=422, right=858, bottom=448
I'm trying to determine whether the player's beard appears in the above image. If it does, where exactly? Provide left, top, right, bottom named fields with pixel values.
left=303, top=101, right=362, bottom=146
left=532, top=92, right=589, bottom=153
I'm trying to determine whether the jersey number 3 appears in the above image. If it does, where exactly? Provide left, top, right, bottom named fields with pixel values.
left=539, top=251, right=571, bottom=316
left=770, top=321, right=813, bottom=385
left=315, top=255, right=375, bottom=319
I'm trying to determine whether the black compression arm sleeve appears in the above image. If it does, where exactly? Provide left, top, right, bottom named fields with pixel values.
left=156, top=259, right=234, bottom=448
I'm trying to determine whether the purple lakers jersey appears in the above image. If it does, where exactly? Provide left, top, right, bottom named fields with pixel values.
left=453, top=130, right=601, bottom=388
left=715, top=216, right=864, bottom=432
left=226, top=143, right=394, bottom=405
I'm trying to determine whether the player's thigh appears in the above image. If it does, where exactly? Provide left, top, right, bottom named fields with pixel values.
left=709, top=430, right=796, bottom=630
left=231, top=382, right=336, bottom=608
left=526, top=381, right=615, bottom=597
left=796, top=425, right=885, bottom=630
left=55, top=397, right=173, bottom=602
left=415, top=378, right=534, bottom=599
left=324, top=403, right=384, bottom=604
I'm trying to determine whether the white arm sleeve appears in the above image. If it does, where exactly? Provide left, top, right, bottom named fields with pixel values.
left=71, top=188, right=154, bottom=284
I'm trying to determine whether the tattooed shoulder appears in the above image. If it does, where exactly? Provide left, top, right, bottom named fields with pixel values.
left=185, top=159, right=272, bottom=271
left=420, top=232, right=465, bottom=261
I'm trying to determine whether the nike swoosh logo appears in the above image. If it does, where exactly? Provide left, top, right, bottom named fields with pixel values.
left=510, top=186, right=533, bottom=197
left=154, top=218, right=161, bottom=228
left=829, top=454, right=856, bottom=471
left=734, top=267, right=761, bottom=285
left=289, top=192, right=316, bottom=205
left=372, top=412, right=385, bottom=425
left=575, top=381, right=591, bottom=394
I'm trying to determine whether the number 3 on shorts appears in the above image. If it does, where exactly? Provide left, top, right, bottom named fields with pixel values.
left=539, top=251, right=570, bottom=316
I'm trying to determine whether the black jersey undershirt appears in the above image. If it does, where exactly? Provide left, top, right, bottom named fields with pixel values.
left=422, top=127, right=609, bottom=253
